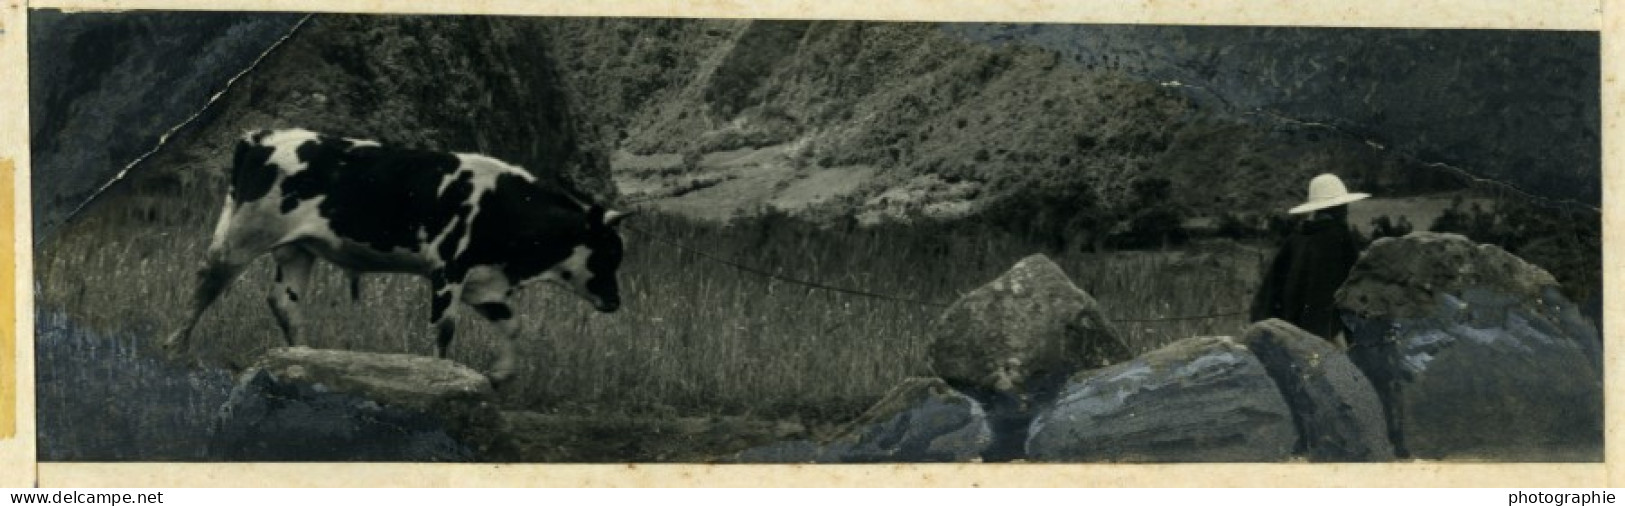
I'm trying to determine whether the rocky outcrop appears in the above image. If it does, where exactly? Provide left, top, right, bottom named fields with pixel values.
left=1239, top=319, right=1392, bottom=462
left=736, top=377, right=991, bottom=463
left=209, top=347, right=515, bottom=461
left=928, top=254, right=1130, bottom=400
left=1026, top=336, right=1297, bottom=462
left=1336, top=232, right=1602, bottom=461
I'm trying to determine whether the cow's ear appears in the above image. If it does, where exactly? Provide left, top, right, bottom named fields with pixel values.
left=603, top=209, right=635, bottom=228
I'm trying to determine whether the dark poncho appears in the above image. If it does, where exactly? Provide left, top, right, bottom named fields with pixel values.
left=1250, top=215, right=1363, bottom=340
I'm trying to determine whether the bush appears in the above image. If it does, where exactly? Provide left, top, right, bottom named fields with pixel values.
left=1215, top=212, right=1263, bottom=240
left=1428, top=197, right=1601, bottom=312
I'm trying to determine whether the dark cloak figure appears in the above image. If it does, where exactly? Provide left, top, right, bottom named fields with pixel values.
left=1250, top=173, right=1369, bottom=344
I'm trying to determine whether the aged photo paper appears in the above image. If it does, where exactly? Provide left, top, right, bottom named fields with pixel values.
left=4, top=0, right=34, bottom=488
left=7, top=0, right=1620, bottom=487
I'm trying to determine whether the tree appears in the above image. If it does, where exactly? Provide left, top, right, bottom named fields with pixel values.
left=1393, top=215, right=1414, bottom=236
left=1120, top=177, right=1187, bottom=249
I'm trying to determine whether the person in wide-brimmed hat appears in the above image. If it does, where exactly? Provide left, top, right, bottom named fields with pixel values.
left=1250, top=173, right=1370, bottom=346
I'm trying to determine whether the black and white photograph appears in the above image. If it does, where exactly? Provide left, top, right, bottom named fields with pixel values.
left=27, top=7, right=1603, bottom=466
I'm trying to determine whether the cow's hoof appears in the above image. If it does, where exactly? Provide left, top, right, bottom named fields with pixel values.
left=161, top=332, right=189, bottom=358
left=486, top=369, right=514, bottom=389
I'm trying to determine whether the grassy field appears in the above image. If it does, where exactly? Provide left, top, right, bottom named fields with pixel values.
left=36, top=188, right=1266, bottom=426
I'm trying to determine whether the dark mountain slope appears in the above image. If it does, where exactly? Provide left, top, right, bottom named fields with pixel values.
left=947, top=24, right=1600, bottom=206
left=29, top=10, right=305, bottom=232
left=33, top=13, right=615, bottom=235
left=543, top=20, right=1474, bottom=222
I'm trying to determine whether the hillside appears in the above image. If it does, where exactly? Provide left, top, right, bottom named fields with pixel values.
left=31, top=15, right=1599, bottom=303
left=534, top=18, right=1599, bottom=309
left=539, top=20, right=1501, bottom=228
left=36, top=17, right=1596, bottom=235
left=950, top=24, right=1601, bottom=206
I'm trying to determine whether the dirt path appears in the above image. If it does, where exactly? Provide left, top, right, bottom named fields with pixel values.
left=502, top=411, right=809, bottom=462
left=614, top=145, right=881, bottom=222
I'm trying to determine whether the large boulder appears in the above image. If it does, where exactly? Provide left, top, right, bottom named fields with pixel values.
left=735, top=377, right=992, bottom=463
left=209, top=347, right=516, bottom=461
left=928, top=254, right=1131, bottom=402
left=1335, top=232, right=1602, bottom=461
left=1026, top=336, right=1297, bottom=462
left=1239, top=319, right=1393, bottom=462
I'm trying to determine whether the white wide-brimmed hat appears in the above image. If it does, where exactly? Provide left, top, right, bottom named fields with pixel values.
left=1289, top=173, right=1370, bottom=214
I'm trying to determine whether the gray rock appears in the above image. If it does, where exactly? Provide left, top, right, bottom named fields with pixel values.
left=736, top=377, right=992, bottom=463
left=928, top=254, right=1131, bottom=401
left=927, top=254, right=1133, bottom=461
left=1239, top=319, right=1393, bottom=462
left=1336, top=232, right=1602, bottom=461
left=1026, top=336, right=1297, bottom=462
left=209, top=347, right=515, bottom=461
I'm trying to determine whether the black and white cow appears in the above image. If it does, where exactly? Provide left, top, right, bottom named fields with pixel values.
left=165, top=128, right=631, bottom=383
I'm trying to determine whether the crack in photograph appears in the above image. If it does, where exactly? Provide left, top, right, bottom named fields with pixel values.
left=29, top=10, right=1603, bottom=463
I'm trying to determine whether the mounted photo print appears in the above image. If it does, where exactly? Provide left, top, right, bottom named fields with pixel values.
left=19, top=2, right=1606, bottom=482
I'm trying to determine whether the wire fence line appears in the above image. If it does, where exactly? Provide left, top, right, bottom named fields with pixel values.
left=622, top=224, right=1251, bottom=324
left=623, top=225, right=952, bottom=309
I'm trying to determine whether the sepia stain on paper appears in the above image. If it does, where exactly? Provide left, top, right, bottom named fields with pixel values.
left=0, top=158, right=12, bottom=440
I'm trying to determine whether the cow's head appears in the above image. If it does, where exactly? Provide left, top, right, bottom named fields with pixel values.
left=552, top=206, right=632, bottom=313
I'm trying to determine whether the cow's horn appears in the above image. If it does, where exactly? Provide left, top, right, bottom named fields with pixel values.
left=603, top=209, right=635, bottom=227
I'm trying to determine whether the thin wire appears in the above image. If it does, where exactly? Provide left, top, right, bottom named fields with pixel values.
left=623, top=225, right=951, bottom=309
left=622, top=223, right=1250, bottom=323
left=1110, top=309, right=1249, bottom=323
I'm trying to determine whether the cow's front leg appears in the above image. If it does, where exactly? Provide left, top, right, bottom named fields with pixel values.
left=473, top=303, right=522, bottom=385
left=463, top=267, right=520, bottom=385
left=428, top=268, right=463, bottom=359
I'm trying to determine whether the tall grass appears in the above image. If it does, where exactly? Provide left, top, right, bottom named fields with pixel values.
left=36, top=187, right=1264, bottom=423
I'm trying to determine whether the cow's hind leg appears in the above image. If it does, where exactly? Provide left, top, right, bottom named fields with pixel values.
left=472, top=302, right=521, bottom=386
left=164, top=247, right=258, bottom=355
left=464, top=267, right=520, bottom=386
left=165, top=197, right=283, bottom=355
left=267, top=245, right=315, bottom=346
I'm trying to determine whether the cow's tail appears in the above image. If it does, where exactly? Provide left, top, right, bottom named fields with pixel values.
left=207, top=193, right=237, bottom=254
